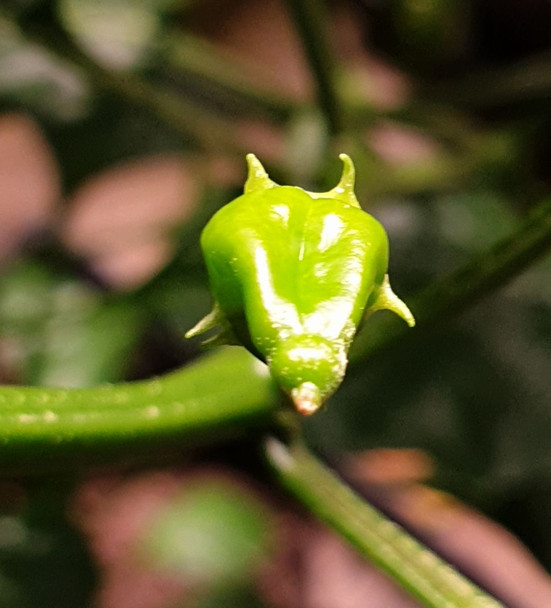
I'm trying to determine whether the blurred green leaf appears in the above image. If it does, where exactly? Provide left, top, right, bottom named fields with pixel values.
left=0, top=261, right=144, bottom=386
left=58, top=0, right=164, bottom=69
left=143, top=479, right=271, bottom=587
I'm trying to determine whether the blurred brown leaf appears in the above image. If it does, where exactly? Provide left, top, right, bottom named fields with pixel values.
left=73, top=471, right=189, bottom=608
left=62, top=156, right=198, bottom=289
left=344, top=449, right=551, bottom=608
left=369, top=123, right=441, bottom=166
left=0, top=113, right=60, bottom=259
left=192, top=0, right=312, bottom=102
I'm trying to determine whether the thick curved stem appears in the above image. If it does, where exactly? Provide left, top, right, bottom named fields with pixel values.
left=0, top=348, right=278, bottom=471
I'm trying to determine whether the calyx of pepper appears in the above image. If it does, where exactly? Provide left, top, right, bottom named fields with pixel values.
left=245, top=153, right=360, bottom=208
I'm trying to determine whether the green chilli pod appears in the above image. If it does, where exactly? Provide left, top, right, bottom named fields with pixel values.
left=187, top=154, right=415, bottom=415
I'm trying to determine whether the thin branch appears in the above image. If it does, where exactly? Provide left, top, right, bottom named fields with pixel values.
left=0, top=349, right=279, bottom=472
left=284, top=0, right=345, bottom=135
left=422, top=50, right=551, bottom=109
left=164, top=31, right=298, bottom=122
left=265, top=438, right=505, bottom=608
left=351, top=195, right=551, bottom=362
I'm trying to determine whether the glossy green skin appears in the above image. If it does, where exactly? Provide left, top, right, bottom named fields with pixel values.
left=188, top=154, right=414, bottom=414
left=201, top=186, right=389, bottom=408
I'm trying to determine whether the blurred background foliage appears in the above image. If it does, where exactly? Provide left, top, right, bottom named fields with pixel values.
left=1, top=0, right=551, bottom=606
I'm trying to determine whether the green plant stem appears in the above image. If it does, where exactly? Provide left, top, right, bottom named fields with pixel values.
left=284, top=0, right=344, bottom=135
left=423, top=50, right=551, bottom=109
left=351, top=195, right=551, bottom=362
left=0, top=348, right=278, bottom=472
left=265, top=437, right=505, bottom=608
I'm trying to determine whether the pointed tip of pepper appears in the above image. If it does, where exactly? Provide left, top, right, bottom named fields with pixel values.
left=244, top=153, right=277, bottom=193
left=309, top=153, right=360, bottom=208
left=338, top=153, right=355, bottom=184
left=291, top=382, right=322, bottom=416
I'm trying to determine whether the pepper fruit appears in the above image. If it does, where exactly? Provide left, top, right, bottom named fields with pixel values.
left=187, top=154, right=414, bottom=415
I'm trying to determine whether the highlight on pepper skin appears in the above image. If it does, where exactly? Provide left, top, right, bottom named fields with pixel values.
left=186, top=154, right=415, bottom=415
